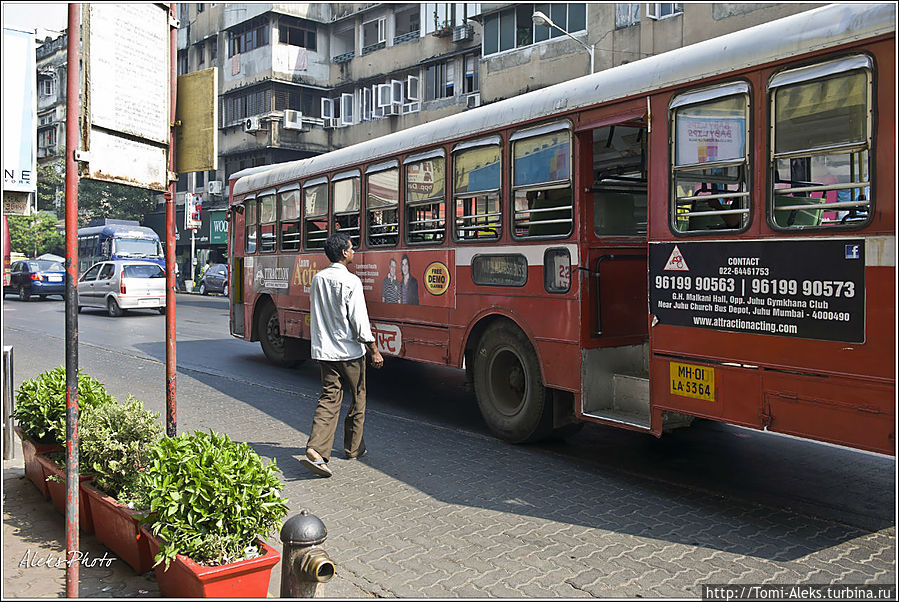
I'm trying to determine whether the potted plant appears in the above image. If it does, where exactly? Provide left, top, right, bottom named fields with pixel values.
left=37, top=451, right=96, bottom=534
left=137, top=430, right=289, bottom=598
left=13, top=366, right=115, bottom=498
left=79, top=396, right=163, bottom=574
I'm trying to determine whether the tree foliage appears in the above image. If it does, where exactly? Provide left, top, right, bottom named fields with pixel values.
left=6, top=213, right=65, bottom=258
left=36, top=161, right=65, bottom=215
left=77, top=179, right=159, bottom=227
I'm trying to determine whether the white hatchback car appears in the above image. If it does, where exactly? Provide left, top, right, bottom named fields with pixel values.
left=78, top=260, right=167, bottom=317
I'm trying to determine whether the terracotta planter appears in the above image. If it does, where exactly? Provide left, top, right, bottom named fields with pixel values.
left=14, top=425, right=60, bottom=499
left=142, top=526, right=280, bottom=598
left=82, top=482, right=152, bottom=574
left=36, top=453, right=94, bottom=534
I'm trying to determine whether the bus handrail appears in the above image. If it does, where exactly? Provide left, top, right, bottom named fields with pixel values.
left=775, top=181, right=870, bottom=194
left=515, top=206, right=573, bottom=216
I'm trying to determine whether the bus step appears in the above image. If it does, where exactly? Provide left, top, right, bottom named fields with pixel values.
left=582, top=374, right=651, bottom=430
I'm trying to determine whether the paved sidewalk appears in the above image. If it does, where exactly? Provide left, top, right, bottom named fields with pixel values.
left=2, top=436, right=161, bottom=598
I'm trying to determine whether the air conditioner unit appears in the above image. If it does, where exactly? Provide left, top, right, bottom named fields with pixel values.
left=322, top=117, right=339, bottom=129
left=283, top=109, right=305, bottom=130
left=207, top=180, right=223, bottom=195
left=244, top=116, right=261, bottom=132
left=402, top=102, right=420, bottom=114
left=466, top=93, right=481, bottom=109
left=452, top=25, right=473, bottom=42
left=383, top=104, right=401, bottom=116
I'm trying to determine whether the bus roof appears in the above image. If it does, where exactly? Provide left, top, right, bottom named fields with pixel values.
left=77, top=223, right=160, bottom=239
left=232, top=2, right=894, bottom=200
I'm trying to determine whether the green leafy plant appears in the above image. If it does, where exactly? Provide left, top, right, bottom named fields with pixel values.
left=138, top=430, right=289, bottom=569
left=13, top=367, right=116, bottom=444
left=80, top=396, right=164, bottom=503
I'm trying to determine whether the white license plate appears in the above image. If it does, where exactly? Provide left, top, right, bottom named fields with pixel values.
left=138, top=298, right=158, bottom=306
left=48, top=276, right=63, bottom=282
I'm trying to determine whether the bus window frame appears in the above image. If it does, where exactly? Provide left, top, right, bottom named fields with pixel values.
left=404, top=148, right=447, bottom=246
left=668, top=80, right=752, bottom=236
left=303, top=176, right=330, bottom=250
left=244, top=194, right=258, bottom=254
left=766, top=53, right=874, bottom=232
left=332, top=169, right=362, bottom=247
left=510, top=120, right=574, bottom=240
left=366, top=160, right=400, bottom=248
left=278, top=183, right=302, bottom=253
left=258, top=189, right=278, bottom=253
left=452, top=136, right=503, bottom=243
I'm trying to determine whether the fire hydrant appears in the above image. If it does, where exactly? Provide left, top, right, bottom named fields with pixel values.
left=280, top=510, right=335, bottom=597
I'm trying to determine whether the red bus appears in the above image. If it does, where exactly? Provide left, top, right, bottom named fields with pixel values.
left=228, top=4, right=895, bottom=455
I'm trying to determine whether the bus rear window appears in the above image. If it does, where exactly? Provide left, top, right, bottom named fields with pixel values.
left=769, top=56, right=872, bottom=230
left=123, top=264, right=165, bottom=278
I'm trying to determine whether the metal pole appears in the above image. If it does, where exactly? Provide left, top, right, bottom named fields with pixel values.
left=165, top=2, right=178, bottom=438
left=190, top=229, right=196, bottom=284
left=2, top=346, right=13, bottom=460
left=64, top=4, right=81, bottom=596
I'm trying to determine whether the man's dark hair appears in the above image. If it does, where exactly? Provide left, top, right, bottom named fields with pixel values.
left=324, top=232, right=351, bottom=263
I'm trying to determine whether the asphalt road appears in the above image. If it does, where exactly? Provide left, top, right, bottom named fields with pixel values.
left=3, top=292, right=895, bottom=597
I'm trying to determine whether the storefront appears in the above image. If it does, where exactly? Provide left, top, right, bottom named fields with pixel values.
left=144, top=206, right=229, bottom=283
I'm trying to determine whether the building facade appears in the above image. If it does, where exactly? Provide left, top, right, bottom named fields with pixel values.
left=37, top=2, right=825, bottom=268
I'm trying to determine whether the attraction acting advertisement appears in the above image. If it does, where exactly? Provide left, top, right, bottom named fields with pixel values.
left=248, top=249, right=455, bottom=308
left=649, top=239, right=865, bottom=343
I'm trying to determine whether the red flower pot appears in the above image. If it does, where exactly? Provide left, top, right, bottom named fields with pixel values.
left=36, top=453, right=94, bottom=534
left=82, top=482, right=153, bottom=574
left=15, top=425, right=61, bottom=499
left=142, top=526, right=280, bottom=598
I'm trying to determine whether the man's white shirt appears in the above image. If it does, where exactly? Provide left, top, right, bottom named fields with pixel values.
left=310, top=263, right=376, bottom=361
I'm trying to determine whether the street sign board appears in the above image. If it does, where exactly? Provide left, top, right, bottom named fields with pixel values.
left=80, top=4, right=170, bottom=190
left=176, top=68, right=219, bottom=174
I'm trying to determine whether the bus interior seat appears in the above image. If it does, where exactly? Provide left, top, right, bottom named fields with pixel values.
left=773, top=194, right=824, bottom=227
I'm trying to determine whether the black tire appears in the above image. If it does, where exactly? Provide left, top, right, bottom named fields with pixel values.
left=18, top=285, right=31, bottom=301
left=223, top=283, right=229, bottom=297
left=157, top=307, right=166, bottom=315
left=199, top=282, right=207, bottom=295
left=258, top=302, right=304, bottom=367
left=77, top=306, right=83, bottom=314
left=38, top=294, right=47, bottom=300
left=107, top=297, right=124, bottom=317
left=472, top=322, right=553, bottom=443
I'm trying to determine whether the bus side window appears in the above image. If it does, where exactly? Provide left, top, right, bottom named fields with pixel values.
left=405, top=154, right=445, bottom=244
left=453, top=142, right=502, bottom=241
left=333, top=172, right=361, bottom=247
left=259, top=193, right=276, bottom=253
left=367, top=165, right=399, bottom=247
left=670, top=83, right=751, bottom=234
left=769, top=55, right=873, bottom=230
left=245, top=199, right=258, bottom=254
left=304, top=181, right=329, bottom=249
left=590, top=124, right=647, bottom=237
left=511, top=123, right=573, bottom=239
left=279, top=187, right=302, bottom=252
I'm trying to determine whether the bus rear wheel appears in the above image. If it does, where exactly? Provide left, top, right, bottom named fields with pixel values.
left=258, top=302, right=305, bottom=367
left=473, top=323, right=552, bottom=443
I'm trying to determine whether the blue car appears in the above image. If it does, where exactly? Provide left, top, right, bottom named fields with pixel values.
left=5, top=259, right=66, bottom=301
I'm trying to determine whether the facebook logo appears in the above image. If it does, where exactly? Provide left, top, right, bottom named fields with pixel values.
left=845, top=244, right=861, bottom=260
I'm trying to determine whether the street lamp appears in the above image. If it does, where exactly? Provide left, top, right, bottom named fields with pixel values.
left=532, top=10, right=595, bottom=74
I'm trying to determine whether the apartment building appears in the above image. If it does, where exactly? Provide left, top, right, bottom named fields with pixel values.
left=36, top=3, right=824, bottom=263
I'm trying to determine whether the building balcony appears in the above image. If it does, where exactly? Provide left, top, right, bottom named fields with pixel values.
left=332, top=51, right=355, bottom=64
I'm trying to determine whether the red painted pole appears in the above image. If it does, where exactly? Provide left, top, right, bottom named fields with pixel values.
left=64, top=4, right=81, bottom=596
left=165, top=3, right=178, bottom=437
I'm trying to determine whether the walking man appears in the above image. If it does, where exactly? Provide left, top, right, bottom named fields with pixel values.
left=301, top=232, right=384, bottom=477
